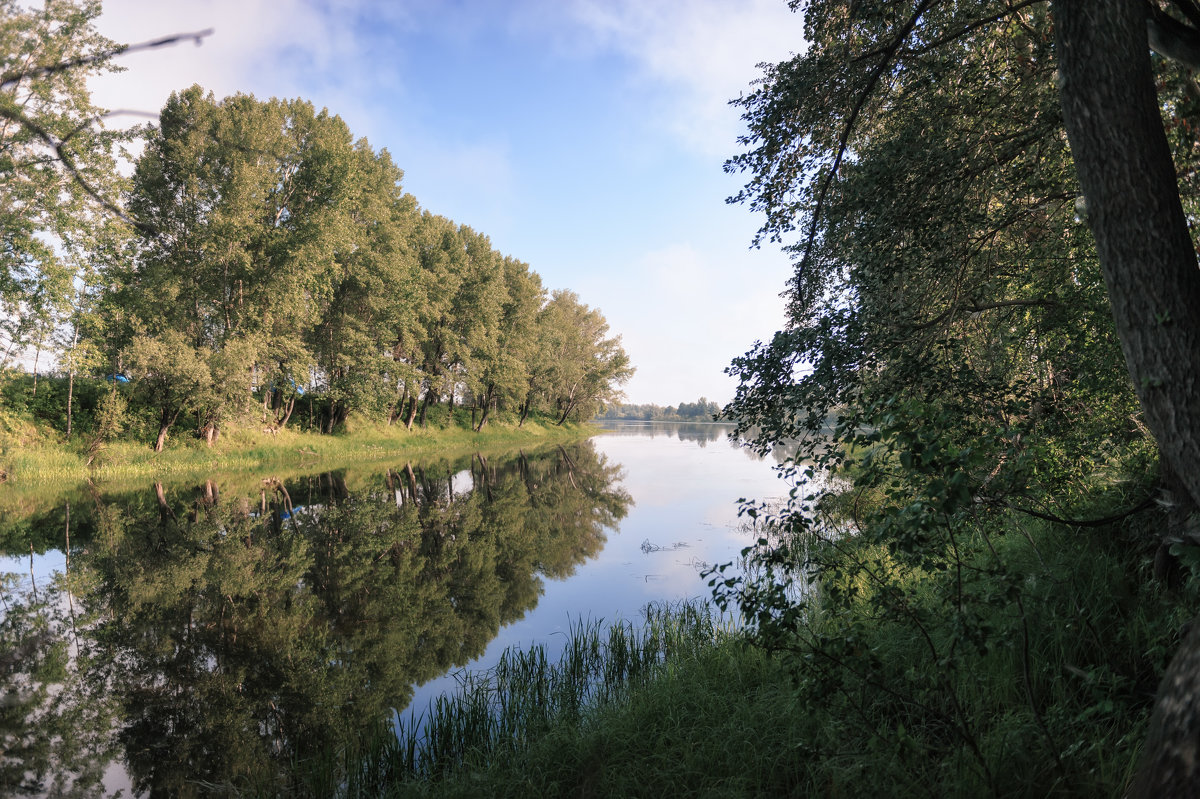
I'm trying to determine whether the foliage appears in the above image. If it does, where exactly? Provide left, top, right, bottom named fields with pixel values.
left=712, top=0, right=1200, bottom=793
left=0, top=0, right=128, bottom=374
left=2, top=20, right=632, bottom=453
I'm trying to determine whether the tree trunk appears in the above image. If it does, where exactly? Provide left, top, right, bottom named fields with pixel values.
left=1055, top=0, right=1200, bottom=511
left=1054, top=2, right=1200, bottom=794
left=557, top=399, right=576, bottom=426
left=278, top=395, right=296, bottom=429
left=405, top=395, right=419, bottom=430
left=66, top=368, right=75, bottom=438
left=419, top=390, right=432, bottom=428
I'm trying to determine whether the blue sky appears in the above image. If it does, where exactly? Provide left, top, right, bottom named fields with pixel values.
left=90, top=0, right=805, bottom=405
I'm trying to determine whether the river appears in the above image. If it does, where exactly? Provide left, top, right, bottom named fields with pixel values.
left=0, top=421, right=787, bottom=797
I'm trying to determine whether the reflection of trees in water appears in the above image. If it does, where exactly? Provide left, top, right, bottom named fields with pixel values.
left=601, top=421, right=736, bottom=448
left=0, top=442, right=629, bottom=797
left=0, top=566, right=116, bottom=798
left=597, top=420, right=805, bottom=464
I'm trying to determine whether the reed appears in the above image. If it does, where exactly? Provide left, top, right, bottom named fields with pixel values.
left=298, top=601, right=732, bottom=798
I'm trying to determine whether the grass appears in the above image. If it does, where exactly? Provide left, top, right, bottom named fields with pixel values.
left=0, top=410, right=595, bottom=500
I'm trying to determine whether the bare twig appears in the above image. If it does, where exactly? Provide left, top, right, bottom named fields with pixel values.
left=1, top=29, right=214, bottom=89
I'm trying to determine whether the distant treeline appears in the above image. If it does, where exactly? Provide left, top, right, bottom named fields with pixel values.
left=597, top=398, right=722, bottom=422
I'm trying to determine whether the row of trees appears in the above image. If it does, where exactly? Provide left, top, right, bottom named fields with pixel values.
left=2, top=3, right=632, bottom=451
left=597, top=398, right=721, bottom=421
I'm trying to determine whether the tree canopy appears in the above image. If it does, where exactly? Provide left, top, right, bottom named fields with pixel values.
left=0, top=6, right=632, bottom=449
left=720, top=1, right=1200, bottom=792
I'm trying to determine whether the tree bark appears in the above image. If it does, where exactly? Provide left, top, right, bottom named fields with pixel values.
left=404, top=395, right=418, bottom=430
left=66, top=368, right=74, bottom=438
left=154, top=405, right=180, bottom=452
left=1054, top=3, right=1200, bottom=794
left=1055, top=0, right=1200, bottom=512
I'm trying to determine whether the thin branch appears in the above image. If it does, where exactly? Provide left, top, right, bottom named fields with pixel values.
left=0, top=102, right=152, bottom=235
left=796, top=0, right=937, bottom=275
left=1165, top=0, right=1200, bottom=32
left=968, top=297, right=1059, bottom=312
left=979, top=494, right=1157, bottom=527
left=1, top=29, right=214, bottom=90
left=857, top=0, right=1046, bottom=63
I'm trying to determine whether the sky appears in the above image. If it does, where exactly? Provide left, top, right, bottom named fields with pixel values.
left=87, top=0, right=805, bottom=406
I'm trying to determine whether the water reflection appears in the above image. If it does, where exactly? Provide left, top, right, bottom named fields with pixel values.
left=0, top=442, right=628, bottom=797
left=595, top=420, right=733, bottom=447
left=595, top=420, right=802, bottom=464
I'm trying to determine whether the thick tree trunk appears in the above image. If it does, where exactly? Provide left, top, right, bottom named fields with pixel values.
left=1055, top=0, right=1200, bottom=511
left=277, top=395, right=296, bottom=429
left=154, top=405, right=179, bottom=453
left=1054, top=3, right=1200, bottom=794
left=556, top=399, right=576, bottom=426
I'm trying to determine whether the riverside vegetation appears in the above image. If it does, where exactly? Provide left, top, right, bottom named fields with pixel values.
left=1, top=0, right=632, bottom=469
left=9, top=1, right=1200, bottom=798
left=317, top=3, right=1200, bottom=797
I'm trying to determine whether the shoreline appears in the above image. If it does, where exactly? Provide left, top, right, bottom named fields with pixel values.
left=0, top=416, right=599, bottom=498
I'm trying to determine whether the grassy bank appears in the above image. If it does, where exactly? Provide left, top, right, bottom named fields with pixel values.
left=295, top=497, right=1188, bottom=799
left=0, top=409, right=594, bottom=493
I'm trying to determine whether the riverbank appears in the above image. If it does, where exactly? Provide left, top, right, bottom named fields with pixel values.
left=305, top=493, right=1187, bottom=798
left=0, top=410, right=595, bottom=494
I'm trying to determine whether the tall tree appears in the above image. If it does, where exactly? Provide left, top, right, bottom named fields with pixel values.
left=539, top=290, right=633, bottom=425
left=112, top=87, right=371, bottom=442
left=725, top=1, right=1200, bottom=791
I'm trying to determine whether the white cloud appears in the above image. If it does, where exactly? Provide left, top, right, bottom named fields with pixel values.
left=562, top=0, right=805, bottom=156
left=89, top=0, right=411, bottom=130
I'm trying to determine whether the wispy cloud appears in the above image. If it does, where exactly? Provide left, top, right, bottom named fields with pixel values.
left=582, top=242, right=789, bottom=403
left=561, top=0, right=804, bottom=157
left=90, top=0, right=411, bottom=128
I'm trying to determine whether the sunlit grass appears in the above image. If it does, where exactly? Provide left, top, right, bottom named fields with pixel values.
left=0, top=414, right=595, bottom=501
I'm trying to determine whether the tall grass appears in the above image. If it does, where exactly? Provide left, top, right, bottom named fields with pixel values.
left=292, top=602, right=733, bottom=798
left=292, top=504, right=1192, bottom=799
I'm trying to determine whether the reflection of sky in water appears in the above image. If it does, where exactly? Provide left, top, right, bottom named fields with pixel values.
left=0, top=550, right=66, bottom=595
left=403, top=421, right=788, bottom=726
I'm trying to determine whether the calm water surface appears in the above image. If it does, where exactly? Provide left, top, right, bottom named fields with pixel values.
left=0, top=422, right=786, bottom=796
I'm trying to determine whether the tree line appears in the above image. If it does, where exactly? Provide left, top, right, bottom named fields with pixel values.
left=597, top=397, right=721, bottom=421
left=1, top=2, right=632, bottom=452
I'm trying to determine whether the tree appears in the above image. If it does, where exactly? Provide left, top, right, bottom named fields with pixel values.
left=724, top=0, right=1200, bottom=792
left=123, top=329, right=210, bottom=452
left=0, top=0, right=127, bottom=371
left=470, top=257, right=544, bottom=431
left=110, top=87, right=385, bottom=438
left=538, top=290, right=633, bottom=425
